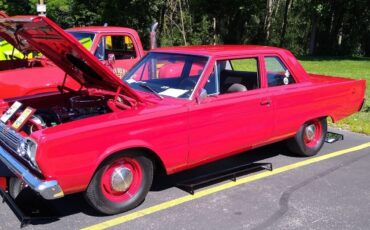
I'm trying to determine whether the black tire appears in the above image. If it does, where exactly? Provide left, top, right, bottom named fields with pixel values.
left=8, top=177, right=26, bottom=199
left=84, top=151, right=153, bottom=215
left=287, top=117, right=327, bottom=157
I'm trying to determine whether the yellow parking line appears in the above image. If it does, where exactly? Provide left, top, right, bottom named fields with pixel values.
left=82, top=142, right=370, bottom=230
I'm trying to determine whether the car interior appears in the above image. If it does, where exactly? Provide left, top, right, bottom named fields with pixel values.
left=95, top=35, right=137, bottom=60
left=204, top=58, right=260, bottom=95
left=219, top=69, right=259, bottom=93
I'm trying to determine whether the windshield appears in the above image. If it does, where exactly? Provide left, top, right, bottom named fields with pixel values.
left=67, top=32, right=95, bottom=50
left=123, top=53, right=208, bottom=99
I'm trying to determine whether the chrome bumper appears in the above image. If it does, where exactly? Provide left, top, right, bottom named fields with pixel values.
left=0, top=145, right=64, bottom=200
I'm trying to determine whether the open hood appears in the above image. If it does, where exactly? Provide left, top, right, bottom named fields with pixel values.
left=0, top=16, right=142, bottom=102
left=0, top=16, right=39, bottom=54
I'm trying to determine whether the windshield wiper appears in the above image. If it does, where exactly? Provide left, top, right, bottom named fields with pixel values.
left=137, top=83, right=163, bottom=100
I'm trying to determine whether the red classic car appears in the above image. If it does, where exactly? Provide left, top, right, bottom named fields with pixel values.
left=0, top=19, right=145, bottom=99
left=0, top=16, right=366, bottom=215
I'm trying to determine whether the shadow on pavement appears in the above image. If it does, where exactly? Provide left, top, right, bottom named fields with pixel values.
left=151, top=142, right=288, bottom=191
left=0, top=142, right=292, bottom=226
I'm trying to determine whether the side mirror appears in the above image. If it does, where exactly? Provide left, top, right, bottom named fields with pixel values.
left=197, top=89, right=208, bottom=104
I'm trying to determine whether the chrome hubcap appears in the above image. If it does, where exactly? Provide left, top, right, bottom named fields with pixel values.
left=110, top=167, right=133, bottom=192
left=305, top=124, right=316, bottom=141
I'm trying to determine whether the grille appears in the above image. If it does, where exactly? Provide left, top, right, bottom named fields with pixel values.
left=0, top=122, right=24, bottom=153
left=0, top=122, right=39, bottom=172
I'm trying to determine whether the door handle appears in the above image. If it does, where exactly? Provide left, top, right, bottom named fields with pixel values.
left=260, top=99, right=271, bottom=106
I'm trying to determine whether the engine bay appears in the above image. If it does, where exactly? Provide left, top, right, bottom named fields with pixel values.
left=23, top=94, right=112, bottom=134
left=0, top=89, right=138, bottom=135
left=29, top=95, right=109, bottom=130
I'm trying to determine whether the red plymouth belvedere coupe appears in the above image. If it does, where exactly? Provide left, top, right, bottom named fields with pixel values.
left=0, top=16, right=366, bottom=215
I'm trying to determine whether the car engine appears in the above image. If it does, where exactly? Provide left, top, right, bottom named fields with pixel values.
left=24, top=95, right=110, bottom=134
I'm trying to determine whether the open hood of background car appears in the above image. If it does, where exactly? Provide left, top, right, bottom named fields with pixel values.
left=0, top=16, right=142, bottom=102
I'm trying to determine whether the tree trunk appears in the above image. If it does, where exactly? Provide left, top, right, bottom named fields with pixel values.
left=273, top=0, right=281, bottom=18
left=213, top=17, right=217, bottom=45
left=264, top=0, right=273, bottom=43
left=331, top=3, right=346, bottom=53
left=279, top=0, right=292, bottom=47
left=178, top=0, right=187, bottom=45
left=309, top=14, right=318, bottom=55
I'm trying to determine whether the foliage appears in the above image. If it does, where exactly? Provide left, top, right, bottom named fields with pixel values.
left=0, top=0, right=369, bottom=54
left=0, top=0, right=34, bottom=15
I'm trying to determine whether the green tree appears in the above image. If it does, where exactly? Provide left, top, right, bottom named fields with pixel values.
left=0, top=0, right=368, bottom=56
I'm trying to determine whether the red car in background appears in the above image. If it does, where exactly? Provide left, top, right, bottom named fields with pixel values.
left=0, top=16, right=366, bottom=215
left=0, top=18, right=146, bottom=99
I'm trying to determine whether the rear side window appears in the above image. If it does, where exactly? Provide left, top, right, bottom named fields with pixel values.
left=94, top=35, right=137, bottom=60
left=265, top=56, right=295, bottom=87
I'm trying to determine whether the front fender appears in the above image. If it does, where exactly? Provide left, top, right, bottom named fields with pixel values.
left=97, top=139, right=157, bottom=167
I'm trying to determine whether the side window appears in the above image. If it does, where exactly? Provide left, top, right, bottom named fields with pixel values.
left=265, top=56, right=295, bottom=87
left=203, top=57, right=260, bottom=95
left=94, top=35, right=137, bottom=60
left=231, top=59, right=258, bottom=72
left=94, top=37, right=105, bottom=60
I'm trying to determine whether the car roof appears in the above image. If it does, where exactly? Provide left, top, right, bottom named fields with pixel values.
left=151, top=45, right=290, bottom=57
left=66, top=26, right=139, bottom=34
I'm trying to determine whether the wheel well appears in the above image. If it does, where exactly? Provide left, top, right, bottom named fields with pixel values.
left=304, top=116, right=331, bottom=125
left=107, top=147, right=168, bottom=177
left=327, top=115, right=335, bottom=123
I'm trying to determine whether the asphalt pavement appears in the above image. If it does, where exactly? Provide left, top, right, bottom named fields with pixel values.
left=0, top=128, right=369, bottom=230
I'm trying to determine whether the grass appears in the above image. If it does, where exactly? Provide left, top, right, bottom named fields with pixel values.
left=299, top=57, right=370, bottom=135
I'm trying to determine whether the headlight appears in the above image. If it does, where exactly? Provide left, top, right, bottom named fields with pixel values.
left=16, top=141, right=27, bottom=157
left=25, top=138, right=38, bottom=168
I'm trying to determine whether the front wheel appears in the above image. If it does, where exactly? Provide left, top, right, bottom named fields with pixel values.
left=85, top=152, right=153, bottom=215
left=287, top=118, right=327, bottom=157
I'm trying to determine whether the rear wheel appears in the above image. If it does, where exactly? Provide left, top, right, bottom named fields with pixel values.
left=85, top=152, right=153, bottom=215
left=287, top=118, right=327, bottom=157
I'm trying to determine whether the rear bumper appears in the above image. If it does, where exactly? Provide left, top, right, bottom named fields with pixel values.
left=0, top=145, right=64, bottom=200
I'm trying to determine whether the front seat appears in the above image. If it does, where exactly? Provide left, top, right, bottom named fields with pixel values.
left=226, top=83, right=247, bottom=93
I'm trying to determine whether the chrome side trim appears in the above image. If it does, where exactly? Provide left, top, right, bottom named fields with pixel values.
left=0, top=145, right=64, bottom=200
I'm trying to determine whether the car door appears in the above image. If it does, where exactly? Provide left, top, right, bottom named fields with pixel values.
left=188, top=56, right=273, bottom=165
left=262, top=55, right=310, bottom=142
left=93, top=33, right=141, bottom=78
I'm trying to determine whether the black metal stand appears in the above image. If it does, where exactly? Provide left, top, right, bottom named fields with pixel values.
left=0, top=187, right=58, bottom=228
left=325, top=132, right=344, bottom=143
left=177, top=162, right=273, bottom=195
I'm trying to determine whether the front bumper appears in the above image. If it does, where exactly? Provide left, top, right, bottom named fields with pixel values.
left=0, top=145, right=64, bottom=200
